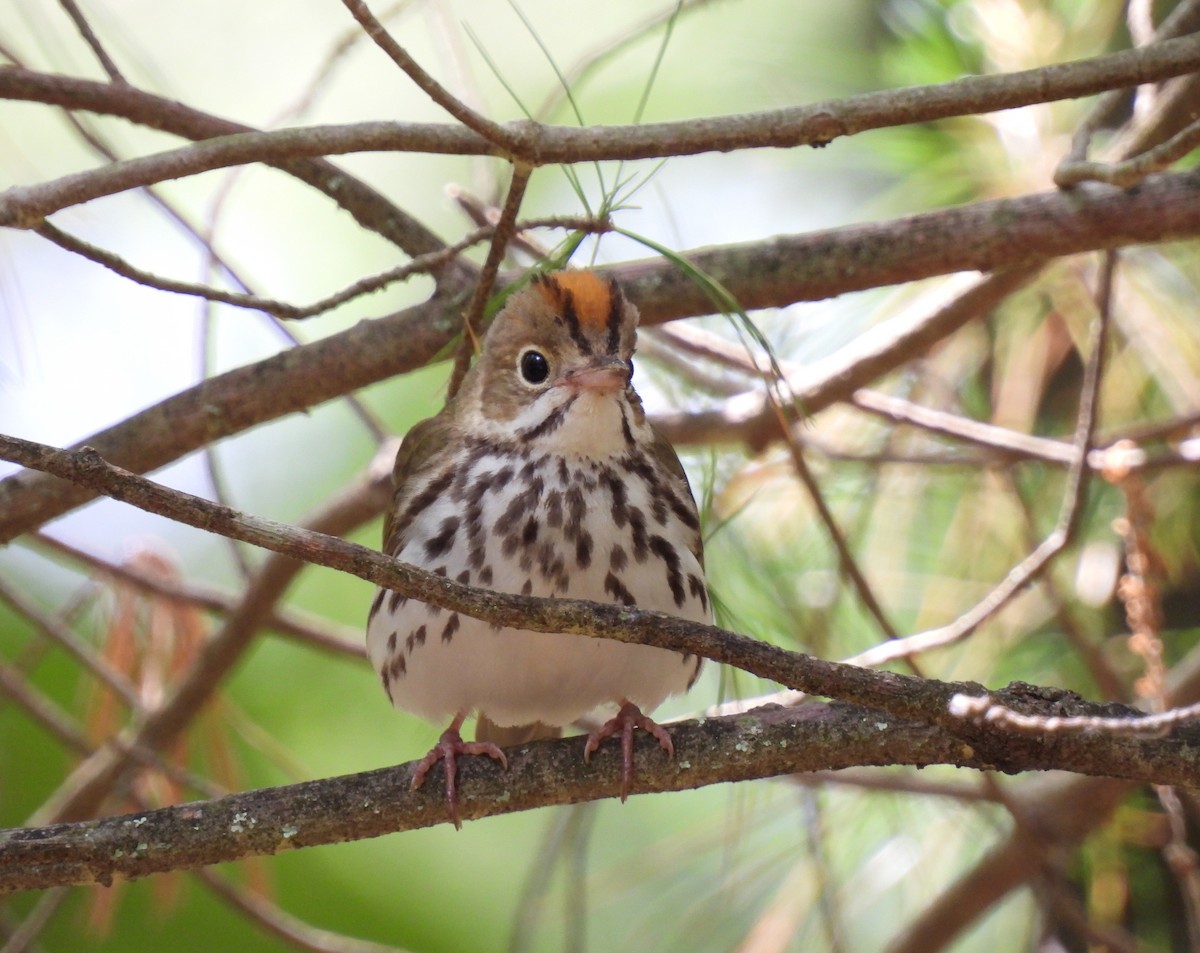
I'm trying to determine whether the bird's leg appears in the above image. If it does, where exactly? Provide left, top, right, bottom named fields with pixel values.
left=410, top=710, right=508, bottom=829
left=583, top=700, right=674, bottom=802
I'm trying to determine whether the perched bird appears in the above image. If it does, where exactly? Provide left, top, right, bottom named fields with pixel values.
left=366, top=270, right=709, bottom=827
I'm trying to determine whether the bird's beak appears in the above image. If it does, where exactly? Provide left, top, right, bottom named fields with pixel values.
left=561, top=359, right=631, bottom=395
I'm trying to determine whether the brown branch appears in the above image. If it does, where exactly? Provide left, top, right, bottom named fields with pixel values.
left=340, top=0, right=520, bottom=152
left=3, top=689, right=1199, bottom=896
left=5, top=163, right=1199, bottom=542
left=56, top=0, right=126, bottom=84
left=847, top=253, right=1113, bottom=668
left=447, top=163, right=534, bottom=398
left=0, top=69, right=452, bottom=260
left=1056, top=117, right=1200, bottom=187
left=31, top=531, right=367, bottom=660
left=2, top=428, right=1191, bottom=800
left=30, top=446, right=394, bottom=825
left=779, top=436, right=902, bottom=642
left=0, top=432, right=965, bottom=730
left=36, top=215, right=607, bottom=319
left=3, top=36, right=1199, bottom=211
left=196, top=868, right=411, bottom=953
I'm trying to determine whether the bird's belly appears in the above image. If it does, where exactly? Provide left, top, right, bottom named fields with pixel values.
left=366, top=449, right=709, bottom=727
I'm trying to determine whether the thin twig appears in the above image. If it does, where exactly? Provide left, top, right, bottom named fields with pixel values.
left=31, top=531, right=367, bottom=659
left=947, top=692, right=1200, bottom=736
left=447, top=164, right=533, bottom=398
left=777, top=435, right=903, bottom=643
left=845, top=254, right=1115, bottom=668
left=0, top=581, right=141, bottom=709
left=7, top=36, right=1200, bottom=227
left=1008, top=478, right=1129, bottom=703
left=1155, top=785, right=1200, bottom=950
left=280, top=2, right=416, bottom=123
left=531, top=0, right=716, bottom=122
left=56, top=0, right=125, bottom=83
left=26, top=443, right=395, bottom=825
left=0, top=658, right=94, bottom=755
left=0, top=886, right=69, bottom=953
left=1055, top=116, right=1200, bottom=188
left=196, top=869, right=412, bottom=953
left=339, top=0, right=521, bottom=152
left=445, top=183, right=555, bottom=263
left=35, top=216, right=607, bottom=319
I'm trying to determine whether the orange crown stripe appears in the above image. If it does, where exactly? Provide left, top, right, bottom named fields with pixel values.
left=537, top=271, right=614, bottom=330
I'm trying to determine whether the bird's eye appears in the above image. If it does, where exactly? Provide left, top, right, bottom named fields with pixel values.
left=518, top=348, right=550, bottom=385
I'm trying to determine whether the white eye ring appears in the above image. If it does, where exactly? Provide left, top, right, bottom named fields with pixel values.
left=518, top=348, right=551, bottom=386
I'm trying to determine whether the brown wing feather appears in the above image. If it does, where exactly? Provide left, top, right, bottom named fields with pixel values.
left=382, top=414, right=455, bottom=555
left=648, top=424, right=705, bottom=570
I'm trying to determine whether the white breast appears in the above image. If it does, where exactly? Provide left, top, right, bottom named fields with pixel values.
left=366, top=445, right=708, bottom=729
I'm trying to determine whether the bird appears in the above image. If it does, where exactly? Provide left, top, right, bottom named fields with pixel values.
left=366, top=269, right=709, bottom=827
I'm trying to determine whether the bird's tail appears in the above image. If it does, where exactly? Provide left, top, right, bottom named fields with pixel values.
left=475, top=713, right=562, bottom=746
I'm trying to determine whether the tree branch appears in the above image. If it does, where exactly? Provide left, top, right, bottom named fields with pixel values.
left=4, top=429, right=1196, bottom=781
left=4, top=166, right=1200, bottom=541
left=3, top=35, right=1199, bottom=212
left=3, top=686, right=1198, bottom=895
left=0, top=69, right=452, bottom=259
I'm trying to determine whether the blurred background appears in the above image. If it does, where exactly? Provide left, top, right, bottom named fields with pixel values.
left=3, top=1, right=1200, bottom=950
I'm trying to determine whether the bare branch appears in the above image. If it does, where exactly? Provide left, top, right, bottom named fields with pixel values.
left=4, top=36, right=1200, bottom=213
left=0, top=69, right=452, bottom=259
left=447, top=163, right=534, bottom=397
left=56, top=0, right=126, bottom=83
left=340, top=0, right=520, bottom=152
left=2, top=689, right=1198, bottom=895
left=1056, top=116, right=1200, bottom=187
left=847, top=252, right=1114, bottom=668
left=34, top=214, right=606, bottom=319
left=8, top=153, right=1200, bottom=543
left=31, top=531, right=367, bottom=659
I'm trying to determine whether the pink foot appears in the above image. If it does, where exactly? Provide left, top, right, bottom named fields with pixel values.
left=411, top=721, right=507, bottom=830
left=583, top=700, right=674, bottom=801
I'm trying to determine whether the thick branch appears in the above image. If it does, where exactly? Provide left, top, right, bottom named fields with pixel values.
left=2, top=36, right=1199, bottom=207
left=0, top=434, right=960, bottom=727
left=2, top=689, right=1197, bottom=895
left=1, top=431, right=1190, bottom=776
left=3, top=170, right=1200, bottom=540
